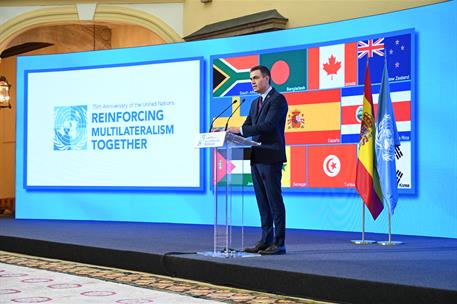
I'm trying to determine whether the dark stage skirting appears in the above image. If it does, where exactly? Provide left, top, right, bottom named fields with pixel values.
left=0, top=218, right=456, bottom=304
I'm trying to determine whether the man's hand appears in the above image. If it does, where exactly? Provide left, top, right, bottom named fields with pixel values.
left=227, top=127, right=241, bottom=134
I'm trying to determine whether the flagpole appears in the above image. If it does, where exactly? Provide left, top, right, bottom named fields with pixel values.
left=352, top=57, right=378, bottom=245
left=362, top=201, right=366, bottom=241
left=351, top=201, right=376, bottom=245
left=376, top=54, right=403, bottom=246
left=378, top=207, right=403, bottom=246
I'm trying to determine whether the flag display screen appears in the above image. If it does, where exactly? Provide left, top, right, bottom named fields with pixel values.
left=13, top=1, right=456, bottom=237
left=25, top=58, right=203, bottom=189
left=211, top=30, right=414, bottom=193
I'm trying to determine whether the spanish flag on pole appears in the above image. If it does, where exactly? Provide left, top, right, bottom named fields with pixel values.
left=355, top=60, right=384, bottom=220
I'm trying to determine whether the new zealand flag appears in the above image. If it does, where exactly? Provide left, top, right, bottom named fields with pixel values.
left=358, top=33, right=411, bottom=85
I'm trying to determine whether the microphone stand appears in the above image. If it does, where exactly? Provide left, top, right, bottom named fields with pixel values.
left=209, top=99, right=237, bottom=132
left=224, top=99, right=246, bottom=131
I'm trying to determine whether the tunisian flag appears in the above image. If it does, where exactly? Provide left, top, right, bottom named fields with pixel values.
left=307, top=144, right=357, bottom=188
left=355, top=60, right=384, bottom=220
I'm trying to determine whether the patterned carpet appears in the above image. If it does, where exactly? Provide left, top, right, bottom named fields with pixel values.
left=0, top=251, right=332, bottom=304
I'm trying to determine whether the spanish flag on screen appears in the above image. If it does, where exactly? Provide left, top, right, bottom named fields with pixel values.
left=355, top=60, right=384, bottom=220
left=283, top=89, right=341, bottom=145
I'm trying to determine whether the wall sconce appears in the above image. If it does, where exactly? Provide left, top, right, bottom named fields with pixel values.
left=0, top=75, right=11, bottom=109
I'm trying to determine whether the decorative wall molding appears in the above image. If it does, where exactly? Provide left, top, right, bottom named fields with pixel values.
left=0, top=4, right=182, bottom=51
left=96, top=5, right=182, bottom=43
left=184, top=9, right=288, bottom=41
left=0, top=0, right=184, bottom=6
left=0, top=6, right=78, bottom=51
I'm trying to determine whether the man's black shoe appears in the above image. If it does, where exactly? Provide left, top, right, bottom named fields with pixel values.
left=244, top=242, right=271, bottom=253
left=258, top=244, right=286, bottom=255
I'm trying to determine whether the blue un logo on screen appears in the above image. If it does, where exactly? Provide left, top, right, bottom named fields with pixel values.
left=53, top=105, right=87, bottom=151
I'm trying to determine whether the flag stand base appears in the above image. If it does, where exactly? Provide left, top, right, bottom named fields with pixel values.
left=352, top=202, right=376, bottom=245
left=351, top=240, right=376, bottom=245
left=377, top=241, right=403, bottom=246
left=378, top=209, right=403, bottom=246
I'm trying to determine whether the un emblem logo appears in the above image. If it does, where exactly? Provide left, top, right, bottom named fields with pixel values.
left=54, top=105, right=87, bottom=151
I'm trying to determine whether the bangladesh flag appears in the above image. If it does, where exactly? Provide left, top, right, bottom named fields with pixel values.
left=260, top=49, right=307, bottom=93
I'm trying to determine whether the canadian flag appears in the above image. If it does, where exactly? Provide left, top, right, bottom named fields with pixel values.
left=308, top=43, right=357, bottom=90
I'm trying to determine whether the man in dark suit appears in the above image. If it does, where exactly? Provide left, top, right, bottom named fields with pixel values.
left=228, top=65, right=288, bottom=255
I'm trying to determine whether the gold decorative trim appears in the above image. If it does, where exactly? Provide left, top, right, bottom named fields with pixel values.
left=0, top=4, right=182, bottom=51
left=0, top=6, right=78, bottom=51
left=0, top=0, right=184, bottom=6
left=96, top=5, right=182, bottom=43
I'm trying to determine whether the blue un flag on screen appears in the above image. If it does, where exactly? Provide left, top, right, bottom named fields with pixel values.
left=375, top=60, right=401, bottom=215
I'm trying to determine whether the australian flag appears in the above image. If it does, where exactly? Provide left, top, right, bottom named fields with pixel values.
left=375, top=60, right=401, bottom=215
left=358, top=33, right=411, bottom=85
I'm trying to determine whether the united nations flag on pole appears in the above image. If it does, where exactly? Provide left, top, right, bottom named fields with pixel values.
left=376, top=59, right=401, bottom=215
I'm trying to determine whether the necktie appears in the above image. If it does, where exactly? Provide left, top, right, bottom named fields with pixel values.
left=258, top=96, right=263, bottom=112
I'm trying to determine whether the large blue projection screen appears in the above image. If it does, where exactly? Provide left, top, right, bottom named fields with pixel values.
left=25, top=59, right=202, bottom=189
left=15, top=1, right=457, bottom=238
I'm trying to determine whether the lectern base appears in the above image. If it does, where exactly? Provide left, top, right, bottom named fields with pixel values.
left=197, top=250, right=260, bottom=258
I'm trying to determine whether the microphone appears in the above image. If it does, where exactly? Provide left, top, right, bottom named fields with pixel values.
left=209, top=99, right=237, bottom=132
left=225, top=98, right=246, bottom=131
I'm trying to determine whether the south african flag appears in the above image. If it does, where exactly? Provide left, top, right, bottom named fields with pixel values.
left=213, top=55, right=258, bottom=97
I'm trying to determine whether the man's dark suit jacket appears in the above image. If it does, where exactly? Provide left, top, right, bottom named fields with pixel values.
left=241, top=87, right=288, bottom=164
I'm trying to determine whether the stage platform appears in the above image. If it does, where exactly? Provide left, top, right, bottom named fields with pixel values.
left=0, top=218, right=456, bottom=304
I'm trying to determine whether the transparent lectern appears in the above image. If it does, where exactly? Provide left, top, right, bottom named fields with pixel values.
left=195, top=131, right=260, bottom=258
